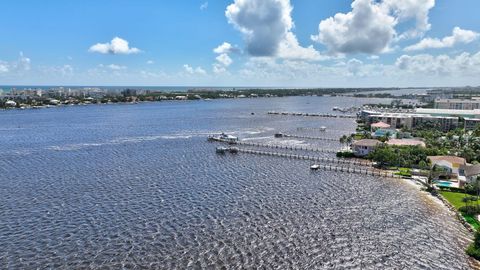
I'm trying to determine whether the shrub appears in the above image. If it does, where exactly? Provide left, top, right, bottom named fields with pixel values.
left=336, top=151, right=355, bottom=158
left=459, top=205, right=480, bottom=215
left=467, top=231, right=480, bottom=260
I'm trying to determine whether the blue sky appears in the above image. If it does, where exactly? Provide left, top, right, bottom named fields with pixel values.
left=1, top=0, right=480, bottom=87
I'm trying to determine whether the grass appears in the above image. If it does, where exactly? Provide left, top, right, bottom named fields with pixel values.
left=439, top=190, right=468, bottom=210
left=439, top=190, right=480, bottom=230
left=395, top=168, right=412, bottom=177
left=463, top=214, right=480, bottom=231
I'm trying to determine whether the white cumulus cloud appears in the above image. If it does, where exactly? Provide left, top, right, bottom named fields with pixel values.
left=404, top=27, right=479, bottom=51
left=216, top=53, right=233, bottom=67
left=312, top=0, right=436, bottom=54
left=0, top=52, right=31, bottom=74
left=183, top=64, right=206, bottom=75
left=383, top=0, right=435, bottom=39
left=396, top=51, right=480, bottom=76
left=0, top=61, right=9, bottom=73
left=89, top=37, right=141, bottom=55
left=311, top=0, right=396, bottom=54
left=213, top=42, right=238, bottom=54
left=226, top=0, right=322, bottom=60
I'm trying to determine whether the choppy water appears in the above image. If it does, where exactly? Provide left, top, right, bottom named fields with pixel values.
left=0, top=96, right=476, bottom=269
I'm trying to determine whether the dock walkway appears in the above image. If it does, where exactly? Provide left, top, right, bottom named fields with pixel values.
left=268, top=111, right=356, bottom=119
left=215, top=139, right=339, bottom=154
left=236, top=148, right=372, bottom=166
left=234, top=148, right=396, bottom=177
left=278, top=133, right=339, bottom=142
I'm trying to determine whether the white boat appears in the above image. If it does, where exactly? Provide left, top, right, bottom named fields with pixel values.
left=310, top=164, right=320, bottom=170
left=216, top=147, right=228, bottom=154
left=208, top=133, right=239, bottom=143
left=319, top=126, right=327, bottom=132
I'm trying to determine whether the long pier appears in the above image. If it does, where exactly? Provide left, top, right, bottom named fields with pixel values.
left=236, top=148, right=372, bottom=166
left=234, top=148, right=395, bottom=177
left=268, top=111, right=356, bottom=119
left=215, top=139, right=339, bottom=154
left=277, top=133, right=339, bottom=142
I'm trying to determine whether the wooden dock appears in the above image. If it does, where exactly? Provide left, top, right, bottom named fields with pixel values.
left=267, top=111, right=356, bottom=119
left=236, top=148, right=372, bottom=166
left=214, top=139, right=339, bottom=153
left=277, top=133, right=339, bottom=142
left=232, top=148, right=396, bottom=177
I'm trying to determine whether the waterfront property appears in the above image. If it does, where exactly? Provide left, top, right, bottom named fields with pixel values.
left=386, top=139, right=426, bottom=147
left=352, top=139, right=382, bottom=157
left=461, top=164, right=480, bottom=183
left=435, top=98, right=480, bottom=110
left=428, top=156, right=466, bottom=175
left=370, top=121, right=391, bottom=132
left=415, top=108, right=480, bottom=119
left=365, top=112, right=459, bottom=132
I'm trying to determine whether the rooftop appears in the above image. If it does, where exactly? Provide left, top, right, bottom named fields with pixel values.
left=462, top=164, right=480, bottom=177
left=386, top=139, right=425, bottom=147
left=372, top=112, right=458, bottom=120
left=371, top=122, right=391, bottom=128
left=353, top=139, right=382, bottom=147
left=428, top=156, right=466, bottom=165
left=435, top=98, right=480, bottom=103
left=416, top=108, right=480, bottom=117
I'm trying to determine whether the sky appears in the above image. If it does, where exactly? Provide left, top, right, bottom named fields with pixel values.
left=1, top=0, right=480, bottom=88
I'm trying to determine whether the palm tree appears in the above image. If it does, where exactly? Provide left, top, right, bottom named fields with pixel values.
left=346, top=136, right=353, bottom=148
left=339, top=135, right=346, bottom=149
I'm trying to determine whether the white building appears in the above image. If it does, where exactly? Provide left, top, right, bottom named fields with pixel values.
left=428, top=156, right=466, bottom=176
left=4, top=100, right=17, bottom=107
left=352, top=139, right=382, bottom=157
left=367, top=112, right=459, bottom=132
left=434, top=98, right=480, bottom=110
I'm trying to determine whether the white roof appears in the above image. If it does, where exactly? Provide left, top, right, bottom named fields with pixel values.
left=416, top=108, right=480, bottom=117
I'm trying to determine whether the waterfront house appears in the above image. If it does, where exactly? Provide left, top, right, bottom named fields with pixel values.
left=460, top=164, right=480, bottom=183
left=367, top=112, right=459, bottom=132
left=434, top=98, right=480, bottom=110
left=427, top=156, right=467, bottom=176
left=352, top=139, right=382, bottom=157
left=4, top=100, right=17, bottom=107
left=370, top=121, right=391, bottom=132
left=386, top=139, right=426, bottom=147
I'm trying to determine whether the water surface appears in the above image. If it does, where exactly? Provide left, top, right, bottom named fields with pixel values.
left=0, top=96, right=475, bottom=269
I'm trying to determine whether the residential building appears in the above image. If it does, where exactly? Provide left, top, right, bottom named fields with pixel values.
left=465, top=118, right=480, bottom=131
left=460, top=164, right=480, bottom=183
left=428, top=156, right=466, bottom=176
left=352, top=139, right=382, bottom=157
left=415, top=108, right=480, bottom=118
left=434, top=98, right=480, bottom=110
left=386, top=139, right=425, bottom=147
left=367, top=113, right=459, bottom=132
left=370, top=121, right=390, bottom=132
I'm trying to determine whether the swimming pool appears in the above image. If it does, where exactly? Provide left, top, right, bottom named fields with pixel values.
left=434, top=180, right=454, bottom=187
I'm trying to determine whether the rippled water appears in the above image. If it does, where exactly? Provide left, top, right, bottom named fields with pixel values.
left=0, top=96, right=476, bottom=269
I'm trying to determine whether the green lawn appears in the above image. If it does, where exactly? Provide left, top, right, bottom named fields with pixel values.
left=463, top=214, right=480, bottom=231
left=439, top=190, right=480, bottom=230
left=439, top=190, right=468, bottom=210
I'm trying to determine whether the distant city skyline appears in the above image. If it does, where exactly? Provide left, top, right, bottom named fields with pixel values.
left=1, top=0, right=480, bottom=87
